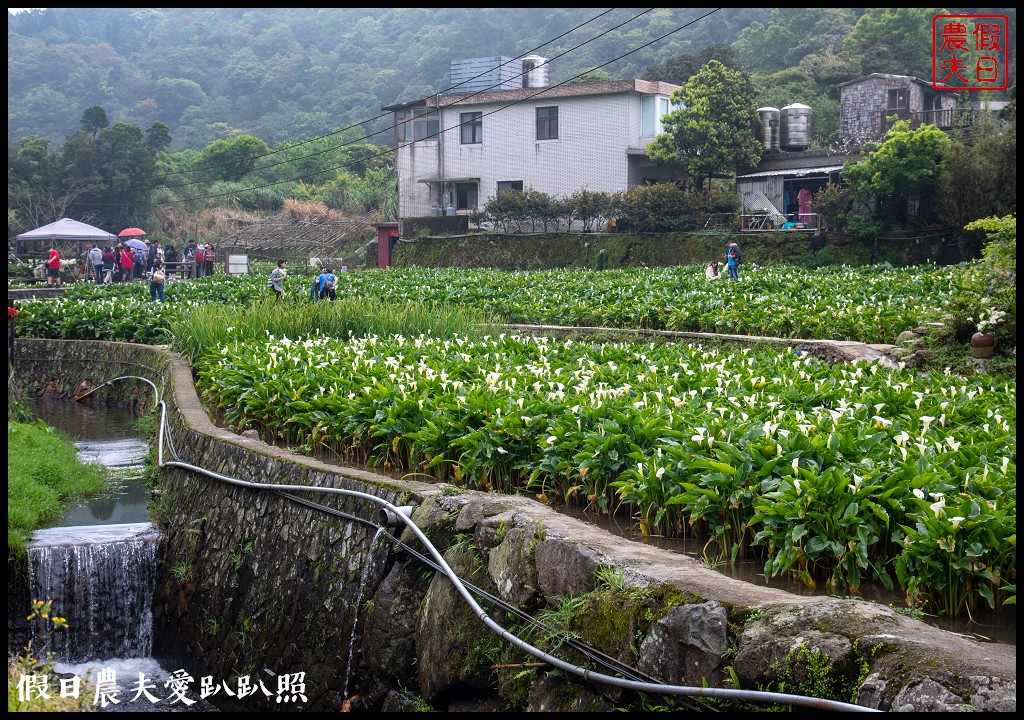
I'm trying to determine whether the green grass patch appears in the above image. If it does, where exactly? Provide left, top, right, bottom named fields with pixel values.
left=171, top=295, right=499, bottom=362
left=7, top=420, right=109, bottom=558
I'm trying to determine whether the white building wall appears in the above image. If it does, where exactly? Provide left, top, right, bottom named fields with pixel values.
left=395, top=139, right=440, bottom=218
left=442, top=93, right=636, bottom=204
left=393, top=88, right=667, bottom=218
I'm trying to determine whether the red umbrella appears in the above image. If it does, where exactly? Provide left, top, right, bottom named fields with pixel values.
left=118, top=227, right=146, bottom=237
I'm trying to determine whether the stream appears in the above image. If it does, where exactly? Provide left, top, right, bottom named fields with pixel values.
left=24, top=398, right=217, bottom=712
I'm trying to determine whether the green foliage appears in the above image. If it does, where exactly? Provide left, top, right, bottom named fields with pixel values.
left=619, top=183, right=699, bottom=232
left=842, top=119, right=951, bottom=225
left=842, top=8, right=941, bottom=79
left=643, top=43, right=740, bottom=86
left=199, top=135, right=270, bottom=181
left=937, top=112, right=1017, bottom=230
left=647, top=60, right=762, bottom=189
left=7, top=420, right=109, bottom=557
left=924, top=216, right=1016, bottom=358
left=9, top=600, right=91, bottom=713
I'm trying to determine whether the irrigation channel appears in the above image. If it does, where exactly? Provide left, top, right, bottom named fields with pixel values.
left=21, top=389, right=1013, bottom=711
left=23, top=398, right=217, bottom=712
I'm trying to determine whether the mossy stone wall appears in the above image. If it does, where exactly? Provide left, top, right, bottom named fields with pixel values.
left=391, top=230, right=972, bottom=271
left=9, top=340, right=1015, bottom=712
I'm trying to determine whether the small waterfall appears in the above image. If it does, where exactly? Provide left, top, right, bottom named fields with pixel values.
left=28, top=522, right=162, bottom=663
left=342, top=526, right=387, bottom=702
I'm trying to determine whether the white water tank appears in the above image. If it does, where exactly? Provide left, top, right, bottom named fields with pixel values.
left=780, top=103, right=813, bottom=151
left=756, top=107, right=781, bottom=151
left=521, top=55, right=549, bottom=88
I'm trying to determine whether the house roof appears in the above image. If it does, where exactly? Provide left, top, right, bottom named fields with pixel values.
left=383, top=79, right=681, bottom=111
left=736, top=165, right=845, bottom=180
left=837, top=72, right=957, bottom=95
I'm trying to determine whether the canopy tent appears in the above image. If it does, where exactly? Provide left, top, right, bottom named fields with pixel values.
left=15, top=218, right=118, bottom=244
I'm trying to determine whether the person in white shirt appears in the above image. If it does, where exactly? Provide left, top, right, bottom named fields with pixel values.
left=705, top=260, right=721, bottom=280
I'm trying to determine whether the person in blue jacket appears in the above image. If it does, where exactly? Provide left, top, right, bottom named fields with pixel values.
left=311, top=265, right=338, bottom=301
left=725, top=242, right=741, bottom=280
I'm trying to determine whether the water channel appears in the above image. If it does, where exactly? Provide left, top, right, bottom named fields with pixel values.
left=23, top=396, right=1014, bottom=713
left=23, top=398, right=216, bottom=712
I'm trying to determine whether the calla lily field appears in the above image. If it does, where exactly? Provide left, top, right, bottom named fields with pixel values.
left=11, top=261, right=1015, bottom=616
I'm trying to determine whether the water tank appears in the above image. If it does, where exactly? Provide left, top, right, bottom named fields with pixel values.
left=755, top=107, right=780, bottom=151
left=780, top=103, right=813, bottom=151
left=521, top=55, right=549, bottom=88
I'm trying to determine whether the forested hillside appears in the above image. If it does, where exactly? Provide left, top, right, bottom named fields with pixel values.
left=10, top=8, right=1014, bottom=153
left=7, top=8, right=765, bottom=151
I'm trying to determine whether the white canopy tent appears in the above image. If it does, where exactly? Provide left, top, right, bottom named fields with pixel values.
left=15, top=218, right=118, bottom=245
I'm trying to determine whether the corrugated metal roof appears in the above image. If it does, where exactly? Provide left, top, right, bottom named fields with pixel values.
left=736, top=165, right=845, bottom=180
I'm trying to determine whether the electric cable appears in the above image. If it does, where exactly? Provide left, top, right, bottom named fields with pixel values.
left=147, top=8, right=624, bottom=185
left=77, top=372, right=879, bottom=711
left=134, top=9, right=722, bottom=207
left=274, top=489, right=705, bottom=711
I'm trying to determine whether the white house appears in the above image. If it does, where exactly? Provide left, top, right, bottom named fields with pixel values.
left=383, top=78, right=683, bottom=220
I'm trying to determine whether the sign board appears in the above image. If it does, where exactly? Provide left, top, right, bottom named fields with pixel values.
left=226, top=254, right=248, bottom=275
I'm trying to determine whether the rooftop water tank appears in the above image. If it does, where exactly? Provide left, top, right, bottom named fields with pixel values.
left=780, top=103, right=813, bottom=151
left=755, top=107, right=781, bottom=151
left=521, top=55, right=549, bottom=88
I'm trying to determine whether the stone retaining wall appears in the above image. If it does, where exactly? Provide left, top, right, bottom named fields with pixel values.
left=9, top=340, right=1016, bottom=712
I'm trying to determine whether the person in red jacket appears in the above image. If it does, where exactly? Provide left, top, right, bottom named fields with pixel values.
left=120, top=246, right=137, bottom=283
left=46, top=246, right=62, bottom=287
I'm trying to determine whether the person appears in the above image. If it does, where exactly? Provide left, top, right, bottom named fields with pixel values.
left=121, top=245, right=136, bottom=283
left=45, top=245, right=61, bottom=287
left=315, top=267, right=338, bottom=301
left=269, top=259, right=287, bottom=300
left=181, top=244, right=194, bottom=278
left=134, top=244, right=147, bottom=281
left=725, top=242, right=741, bottom=280
left=149, top=259, right=166, bottom=302
left=205, top=244, right=215, bottom=277
left=193, top=243, right=205, bottom=276
left=705, top=260, right=721, bottom=280
left=102, top=245, right=116, bottom=285
left=147, top=240, right=158, bottom=274
left=164, top=244, right=178, bottom=278
left=88, top=243, right=103, bottom=284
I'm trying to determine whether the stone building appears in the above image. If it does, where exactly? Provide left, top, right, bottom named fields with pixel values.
left=838, top=73, right=959, bottom=146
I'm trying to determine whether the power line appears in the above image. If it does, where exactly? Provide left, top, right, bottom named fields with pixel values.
left=147, top=8, right=622, bottom=186
left=137, top=8, right=720, bottom=208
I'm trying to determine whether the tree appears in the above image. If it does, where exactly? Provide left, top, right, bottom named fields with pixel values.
left=646, top=60, right=762, bottom=190
left=643, top=43, right=739, bottom=87
left=80, top=106, right=110, bottom=139
left=197, top=135, right=270, bottom=182
left=842, top=118, right=951, bottom=225
left=842, top=8, right=940, bottom=79
left=937, top=108, right=1016, bottom=230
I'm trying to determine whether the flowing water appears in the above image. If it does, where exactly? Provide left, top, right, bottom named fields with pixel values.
left=23, top=399, right=216, bottom=712
left=28, top=522, right=161, bottom=663
left=342, top=526, right=387, bottom=703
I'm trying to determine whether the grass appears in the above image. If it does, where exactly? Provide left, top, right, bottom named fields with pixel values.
left=7, top=420, right=109, bottom=558
left=170, top=295, right=500, bottom=362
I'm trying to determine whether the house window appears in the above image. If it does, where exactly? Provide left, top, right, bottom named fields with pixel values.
left=460, top=112, right=482, bottom=144
left=642, top=95, right=681, bottom=136
left=455, top=182, right=478, bottom=211
left=887, top=89, right=908, bottom=110
left=536, top=106, right=558, bottom=140
left=395, top=107, right=439, bottom=143
left=496, top=181, right=523, bottom=194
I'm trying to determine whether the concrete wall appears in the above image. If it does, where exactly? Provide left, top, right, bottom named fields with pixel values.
left=10, top=340, right=1016, bottom=712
